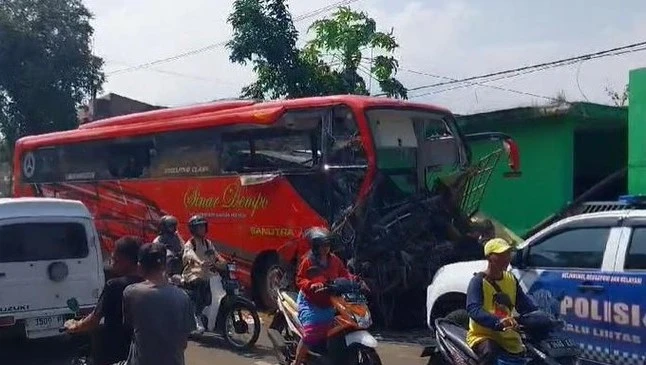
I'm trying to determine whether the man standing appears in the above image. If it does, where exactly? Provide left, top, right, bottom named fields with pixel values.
left=65, top=236, right=143, bottom=365
left=466, top=238, right=538, bottom=365
left=123, top=242, right=195, bottom=365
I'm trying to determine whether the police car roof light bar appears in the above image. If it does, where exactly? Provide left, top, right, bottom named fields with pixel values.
left=618, top=194, right=646, bottom=207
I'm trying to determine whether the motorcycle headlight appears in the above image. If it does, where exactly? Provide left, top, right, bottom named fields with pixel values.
left=353, top=312, right=372, bottom=329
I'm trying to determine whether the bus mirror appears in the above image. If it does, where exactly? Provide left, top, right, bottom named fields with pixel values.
left=464, top=132, right=522, bottom=178
left=502, top=138, right=521, bottom=178
left=240, top=173, right=280, bottom=186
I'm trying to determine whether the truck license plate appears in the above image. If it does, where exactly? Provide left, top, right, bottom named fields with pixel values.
left=25, top=315, right=66, bottom=331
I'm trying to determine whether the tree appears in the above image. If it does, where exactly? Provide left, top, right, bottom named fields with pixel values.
left=226, top=0, right=406, bottom=100
left=605, top=84, right=629, bottom=107
left=305, top=6, right=407, bottom=98
left=549, top=90, right=569, bottom=107
left=0, top=0, right=104, bottom=161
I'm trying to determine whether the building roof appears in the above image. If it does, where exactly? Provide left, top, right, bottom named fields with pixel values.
left=457, top=102, right=628, bottom=128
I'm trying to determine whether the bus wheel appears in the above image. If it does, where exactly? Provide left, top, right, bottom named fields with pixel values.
left=258, top=262, right=284, bottom=310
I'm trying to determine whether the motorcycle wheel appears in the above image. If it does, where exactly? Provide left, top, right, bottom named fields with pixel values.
left=222, top=301, right=261, bottom=350
left=346, top=345, right=383, bottom=365
left=268, top=312, right=295, bottom=365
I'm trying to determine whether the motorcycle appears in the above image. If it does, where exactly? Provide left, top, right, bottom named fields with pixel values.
left=420, top=310, right=581, bottom=365
left=267, top=275, right=382, bottom=365
left=178, top=252, right=261, bottom=350
left=59, top=298, right=95, bottom=365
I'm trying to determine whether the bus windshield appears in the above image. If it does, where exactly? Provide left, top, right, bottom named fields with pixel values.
left=366, top=108, right=467, bottom=193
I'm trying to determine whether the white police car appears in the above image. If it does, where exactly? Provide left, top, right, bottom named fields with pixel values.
left=426, top=195, right=646, bottom=365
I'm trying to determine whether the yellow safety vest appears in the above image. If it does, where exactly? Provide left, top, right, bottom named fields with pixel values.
left=466, top=271, right=524, bottom=354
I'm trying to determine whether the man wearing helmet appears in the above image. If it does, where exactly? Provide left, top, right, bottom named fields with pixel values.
left=181, top=215, right=227, bottom=334
left=293, top=226, right=366, bottom=365
left=154, top=215, right=185, bottom=277
left=153, top=215, right=184, bottom=255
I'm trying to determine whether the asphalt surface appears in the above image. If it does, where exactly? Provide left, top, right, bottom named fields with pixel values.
left=5, top=328, right=432, bottom=365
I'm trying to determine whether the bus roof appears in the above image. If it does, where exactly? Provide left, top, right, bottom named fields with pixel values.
left=16, top=95, right=451, bottom=150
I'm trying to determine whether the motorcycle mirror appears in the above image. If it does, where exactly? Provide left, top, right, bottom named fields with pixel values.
left=67, top=298, right=80, bottom=316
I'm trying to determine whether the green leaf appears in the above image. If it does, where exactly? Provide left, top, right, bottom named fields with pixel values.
left=227, top=1, right=407, bottom=99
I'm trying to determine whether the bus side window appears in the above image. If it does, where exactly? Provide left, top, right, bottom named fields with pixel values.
left=59, top=142, right=110, bottom=182
left=221, top=124, right=319, bottom=173
left=107, top=138, right=153, bottom=179
left=150, top=128, right=220, bottom=178
left=221, top=137, right=251, bottom=174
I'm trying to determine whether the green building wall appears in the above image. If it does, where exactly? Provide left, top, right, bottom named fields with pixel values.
left=629, top=68, right=646, bottom=194
left=458, top=103, right=627, bottom=236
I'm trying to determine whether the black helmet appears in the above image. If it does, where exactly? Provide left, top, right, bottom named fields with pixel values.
left=188, top=215, right=208, bottom=235
left=159, top=215, right=178, bottom=234
left=304, top=227, right=334, bottom=256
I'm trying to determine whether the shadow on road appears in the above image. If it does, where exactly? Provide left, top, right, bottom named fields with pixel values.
left=191, top=333, right=276, bottom=360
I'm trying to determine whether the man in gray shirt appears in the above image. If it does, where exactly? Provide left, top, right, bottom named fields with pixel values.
left=123, top=242, right=196, bottom=365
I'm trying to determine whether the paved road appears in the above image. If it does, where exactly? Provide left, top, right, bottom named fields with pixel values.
left=5, top=330, right=432, bottom=365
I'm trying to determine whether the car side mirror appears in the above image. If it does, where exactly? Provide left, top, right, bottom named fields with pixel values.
left=511, top=249, right=524, bottom=268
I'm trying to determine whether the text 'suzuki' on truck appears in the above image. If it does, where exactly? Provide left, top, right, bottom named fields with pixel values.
left=13, top=95, right=520, bottom=328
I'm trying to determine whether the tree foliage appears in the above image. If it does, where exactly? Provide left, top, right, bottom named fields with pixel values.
left=226, top=0, right=407, bottom=100
left=606, top=84, right=629, bottom=107
left=305, top=6, right=407, bottom=98
left=0, top=0, right=104, bottom=159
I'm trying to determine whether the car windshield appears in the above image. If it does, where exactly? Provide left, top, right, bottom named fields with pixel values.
left=366, top=108, right=466, bottom=193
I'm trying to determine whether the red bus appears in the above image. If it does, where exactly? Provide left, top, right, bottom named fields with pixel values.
left=13, top=95, right=519, bottom=314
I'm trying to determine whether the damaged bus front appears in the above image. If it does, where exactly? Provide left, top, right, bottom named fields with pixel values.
left=318, top=105, right=521, bottom=328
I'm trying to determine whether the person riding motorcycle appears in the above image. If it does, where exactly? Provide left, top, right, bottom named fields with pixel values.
left=64, top=236, right=143, bottom=365
left=466, top=238, right=538, bottom=365
left=181, top=215, right=227, bottom=335
left=153, top=215, right=184, bottom=276
left=293, top=227, right=366, bottom=365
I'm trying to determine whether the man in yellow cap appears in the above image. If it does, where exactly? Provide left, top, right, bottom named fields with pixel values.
left=465, top=238, right=538, bottom=365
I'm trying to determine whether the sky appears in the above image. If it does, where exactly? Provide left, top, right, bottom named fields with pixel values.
left=83, top=0, right=646, bottom=114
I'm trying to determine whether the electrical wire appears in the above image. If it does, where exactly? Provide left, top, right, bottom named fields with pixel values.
left=106, top=0, right=361, bottom=76
left=104, top=60, right=237, bottom=85
left=404, top=43, right=646, bottom=99
left=399, top=67, right=557, bottom=101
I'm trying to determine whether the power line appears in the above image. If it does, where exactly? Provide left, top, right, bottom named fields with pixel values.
left=106, top=0, right=360, bottom=76
left=409, top=44, right=646, bottom=99
left=357, top=55, right=557, bottom=101
left=374, top=41, right=646, bottom=98
left=397, top=67, right=557, bottom=101
left=104, top=60, right=237, bottom=85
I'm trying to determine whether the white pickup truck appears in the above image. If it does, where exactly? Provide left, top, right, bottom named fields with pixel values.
left=426, top=202, right=646, bottom=365
left=0, top=198, right=105, bottom=339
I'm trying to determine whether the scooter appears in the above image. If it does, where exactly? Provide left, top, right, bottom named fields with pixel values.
left=179, top=253, right=261, bottom=350
left=420, top=310, right=581, bottom=365
left=267, top=275, right=382, bottom=365
left=59, top=298, right=95, bottom=365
